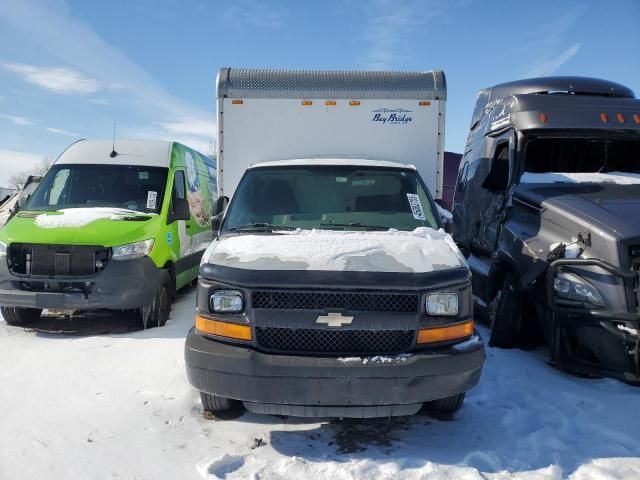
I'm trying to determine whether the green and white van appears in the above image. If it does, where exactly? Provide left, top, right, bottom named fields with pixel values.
left=0, top=139, right=216, bottom=328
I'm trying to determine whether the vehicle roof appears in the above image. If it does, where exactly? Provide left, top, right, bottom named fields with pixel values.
left=56, top=139, right=174, bottom=168
left=249, top=158, right=417, bottom=170
left=217, top=67, right=446, bottom=100
left=469, top=76, right=640, bottom=135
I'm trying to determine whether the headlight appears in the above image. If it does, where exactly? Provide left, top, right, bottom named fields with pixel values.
left=210, top=290, right=244, bottom=313
left=426, top=293, right=458, bottom=316
left=553, top=272, right=605, bottom=306
left=0, top=241, right=6, bottom=257
left=112, top=239, right=154, bottom=261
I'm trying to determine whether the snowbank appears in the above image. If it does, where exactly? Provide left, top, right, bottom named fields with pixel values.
left=34, top=208, right=151, bottom=228
left=521, top=171, right=640, bottom=185
left=207, top=227, right=467, bottom=273
left=2, top=296, right=640, bottom=479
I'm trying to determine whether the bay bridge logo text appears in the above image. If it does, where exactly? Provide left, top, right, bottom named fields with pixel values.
left=372, top=108, right=413, bottom=125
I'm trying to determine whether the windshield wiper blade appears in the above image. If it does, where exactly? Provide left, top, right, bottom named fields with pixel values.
left=229, top=223, right=296, bottom=232
left=319, top=222, right=390, bottom=231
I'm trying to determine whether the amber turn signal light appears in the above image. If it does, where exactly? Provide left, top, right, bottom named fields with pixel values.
left=417, top=320, right=474, bottom=344
left=195, top=314, right=252, bottom=341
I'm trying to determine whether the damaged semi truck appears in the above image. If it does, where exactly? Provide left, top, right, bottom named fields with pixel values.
left=185, top=68, right=485, bottom=418
left=452, top=76, right=640, bottom=384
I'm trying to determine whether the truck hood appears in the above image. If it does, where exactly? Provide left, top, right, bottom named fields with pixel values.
left=0, top=208, right=158, bottom=247
left=205, top=227, right=467, bottom=273
left=515, top=184, right=640, bottom=239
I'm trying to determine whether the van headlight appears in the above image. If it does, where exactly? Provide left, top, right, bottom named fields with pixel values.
left=0, top=241, right=6, bottom=257
left=112, top=239, right=154, bottom=260
left=553, top=272, right=605, bottom=306
left=210, top=290, right=244, bottom=313
left=426, top=293, right=458, bottom=316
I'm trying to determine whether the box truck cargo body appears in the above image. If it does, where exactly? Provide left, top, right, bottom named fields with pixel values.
left=216, top=68, right=446, bottom=199
left=186, top=68, right=484, bottom=419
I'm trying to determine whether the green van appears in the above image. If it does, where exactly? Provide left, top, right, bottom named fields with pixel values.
left=0, top=139, right=216, bottom=328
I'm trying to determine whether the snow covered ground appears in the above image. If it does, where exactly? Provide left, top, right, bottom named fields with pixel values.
left=1, top=288, right=639, bottom=480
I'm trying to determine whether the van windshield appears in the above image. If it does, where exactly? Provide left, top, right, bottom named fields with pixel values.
left=26, top=164, right=169, bottom=213
left=223, top=165, right=439, bottom=232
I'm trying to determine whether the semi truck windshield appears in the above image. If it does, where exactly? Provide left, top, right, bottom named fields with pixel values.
left=224, top=165, right=439, bottom=232
left=26, top=164, right=168, bottom=213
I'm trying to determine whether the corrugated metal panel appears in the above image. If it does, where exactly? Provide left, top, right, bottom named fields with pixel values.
left=217, top=68, right=446, bottom=100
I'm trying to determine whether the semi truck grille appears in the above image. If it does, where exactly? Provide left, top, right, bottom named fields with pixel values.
left=255, top=327, right=415, bottom=355
left=252, top=291, right=419, bottom=313
left=8, top=244, right=109, bottom=277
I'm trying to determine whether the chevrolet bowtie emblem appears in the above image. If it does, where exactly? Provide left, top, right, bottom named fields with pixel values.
left=316, top=312, right=354, bottom=328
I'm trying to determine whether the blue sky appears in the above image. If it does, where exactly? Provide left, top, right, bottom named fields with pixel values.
left=1, top=0, right=639, bottom=187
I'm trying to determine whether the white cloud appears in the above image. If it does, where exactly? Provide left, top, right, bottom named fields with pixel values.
left=0, top=148, right=46, bottom=188
left=46, top=126, right=79, bottom=137
left=523, top=11, right=583, bottom=77
left=360, top=0, right=464, bottom=69
left=0, top=113, right=34, bottom=127
left=223, top=0, right=288, bottom=29
left=0, top=0, right=214, bottom=146
left=159, top=119, right=216, bottom=139
left=2, top=62, right=101, bottom=95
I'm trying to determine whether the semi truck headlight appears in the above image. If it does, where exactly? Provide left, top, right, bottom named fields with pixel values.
left=211, top=290, right=244, bottom=313
left=553, top=272, right=605, bottom=306
left=0, top=241, right=6, bottom=256
left=112, top=239, right=154, bottom=260
left=426, top=293, right=459, bottom=316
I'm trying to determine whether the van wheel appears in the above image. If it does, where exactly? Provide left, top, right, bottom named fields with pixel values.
left=141, top=277, right=171, bottom=329
left=200, top=392, right=243, bottom=420
left=489, top=272, right=524, bottom=348
left=0, top=306, right=42, bottom=326
left=424, top=393, right=465, bottom=417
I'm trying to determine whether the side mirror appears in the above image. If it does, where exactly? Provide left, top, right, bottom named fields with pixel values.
left=211, top=196, right=229, bottom=233
left=168, top=197, right=190, bottom=223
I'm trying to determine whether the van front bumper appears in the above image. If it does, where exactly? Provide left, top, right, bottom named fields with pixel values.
left=185, top=328, right=485, bottom=418
left=0, top=256, right=161, bottom=310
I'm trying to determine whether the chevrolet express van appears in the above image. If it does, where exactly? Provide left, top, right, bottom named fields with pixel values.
left=0, top=139, right=216, bottom=328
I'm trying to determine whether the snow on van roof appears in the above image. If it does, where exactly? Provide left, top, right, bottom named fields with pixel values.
left=249, top=158, right=417, bottom=170
left=56, top=139, right=173, bottom=168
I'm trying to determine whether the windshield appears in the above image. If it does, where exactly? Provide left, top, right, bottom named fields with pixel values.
left=223, top=165, right=439, bottom=232
left=520, top=137, right=640, bottom=185
left=26, top=164, right=169, bottom=213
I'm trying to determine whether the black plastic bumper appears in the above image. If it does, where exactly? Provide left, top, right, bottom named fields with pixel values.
left=0, top=256, right=161, bottom=310
left=185, top=328, right=485, bottom=417
left=546, top=259, right=640, bottom=384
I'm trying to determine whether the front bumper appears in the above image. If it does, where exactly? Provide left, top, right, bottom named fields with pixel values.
left=0, top=256, right=161, bottom=310
left=185, top=328, right=485, bottom=418
left=546, top=259, right=640, bottom=384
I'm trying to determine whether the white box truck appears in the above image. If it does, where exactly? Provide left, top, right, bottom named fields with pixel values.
left=185, top=68, right=484, bottom=419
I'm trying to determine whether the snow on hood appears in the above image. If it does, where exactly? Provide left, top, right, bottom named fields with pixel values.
left=521, top=171, right=640, bottom=185
left=207, top=227, right=467, bottom=273
left=34, top=208, right=151, bottom=229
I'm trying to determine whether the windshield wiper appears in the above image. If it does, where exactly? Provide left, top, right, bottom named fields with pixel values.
left=319, top=222, right=390, bottom=231
left=229, top=223, right=297, bottom=232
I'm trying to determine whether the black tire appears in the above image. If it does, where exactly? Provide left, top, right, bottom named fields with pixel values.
left=140, top=276, right=171, bottom=329
left=424, top=393, right=465, bottom=417
left=489, top=272, right=524, bottom=348
left=200, top=392, right=244, bottom=420
left=0, top=306, right=42, bottom=326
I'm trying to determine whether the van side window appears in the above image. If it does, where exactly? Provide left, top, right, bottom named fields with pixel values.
left=482, top=142, right=509, bottom=192
left=173, top=171, right=186, bottom=201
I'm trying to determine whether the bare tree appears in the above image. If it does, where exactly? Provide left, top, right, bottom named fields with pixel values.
left=8, top=158, right=52, bottom=189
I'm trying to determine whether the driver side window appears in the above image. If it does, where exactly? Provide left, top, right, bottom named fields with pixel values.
left=482, top=142, right=510, bottom=192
